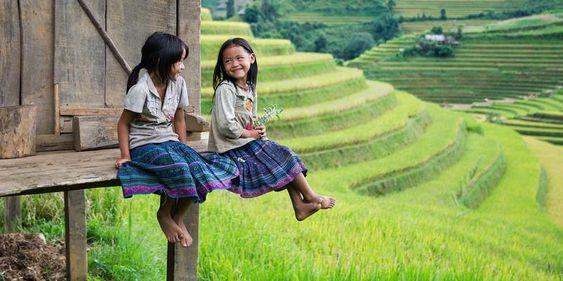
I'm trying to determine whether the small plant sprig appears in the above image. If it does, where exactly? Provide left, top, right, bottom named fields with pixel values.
left=254, top=105, right=283, bottom=127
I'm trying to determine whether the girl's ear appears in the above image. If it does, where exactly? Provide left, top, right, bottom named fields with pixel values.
left=249, top=53, right=256, bottom=64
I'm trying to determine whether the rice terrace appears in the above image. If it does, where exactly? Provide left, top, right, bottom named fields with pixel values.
left=1, top=0, right=562, bottom=280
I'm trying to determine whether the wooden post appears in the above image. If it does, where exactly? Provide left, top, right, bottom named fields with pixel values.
left=172, top=1, right=201, bottom=280
left=3, top=196, right=21, bottom=232
left=167, top=204, right=199, bottom=281
left=64, top=190, right=88, bottom=281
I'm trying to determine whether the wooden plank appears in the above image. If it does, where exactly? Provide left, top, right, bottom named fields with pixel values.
left=0, top=139, right=208, bottom=197
left=3, top=196, right=21, bottom=233
left=167, top=204, right=199, bottom=281
left=20, top=0, right=55, bottom=134
left=178, top=0, right=202, bottom=115
left=0, top=0, right=21, bottom=107
left=37, top=134, right=74, bottom=152
left=0, top=105, right=37, bottom=159
left=61, top=106, right=122, bottom=116
left=105, top=0, right=177, bottom=107
left=54, top=0, right=105, bottom=108
left=73, top=115, right=119, bottom=151
left=64, top=189, right=87, bottom=281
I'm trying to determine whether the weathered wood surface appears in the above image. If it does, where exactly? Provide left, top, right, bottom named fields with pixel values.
left=37, top=134, right=74, bottom=152
left=64, top=189, right=88, bottom=281
left=73, top=115, right=119, bottom=151
left=0, top=0, right=21, bottom=107
left=179, top=0, right=202, bottom=115
left=54, top=0, right=106, bottom=108
left=0, top=105, right=37, bottom=159
left=61, top=106, right=122, bottom=117
left=0, top=139, right=208, bottom=197
left=167, top=203, right=200, bottom=281
left=20, top=0, right=55, bottom=134
left=105, top=0, right=177, bottom=107
left=4, top=196, right=21, bottom=232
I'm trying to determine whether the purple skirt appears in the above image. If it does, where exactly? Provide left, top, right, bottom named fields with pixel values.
left=222, top=139, right=307, bottom=198
left=117, top=141, right=239, bottom=202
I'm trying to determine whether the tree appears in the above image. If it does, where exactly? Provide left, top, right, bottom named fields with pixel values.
left=342, top=32, right=374, bottom=60
left=440, top=8, right=447, bottom=20
left=430, top=26, right=443, bottom=34
left=226, top=0, right=235, bottom=18
left=314, top=33, right=328, bottom=52
left=387, top=0, right=396, bottom=12
left=372, top=14, right=399, bottom=40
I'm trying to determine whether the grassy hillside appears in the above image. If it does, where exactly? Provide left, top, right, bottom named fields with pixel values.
left=349, top=13, right=563, bottom=144
left=1, top=7, right=562, bottom=281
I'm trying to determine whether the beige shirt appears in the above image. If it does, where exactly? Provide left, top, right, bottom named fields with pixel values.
left=123, top=69, right=189, bottom=149
left=208, top=80, right=257, bottom=153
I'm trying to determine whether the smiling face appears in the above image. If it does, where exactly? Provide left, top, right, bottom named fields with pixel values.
left=170, top=48, right=187, bottom=80
left=222, top=45, right=256, bottom=84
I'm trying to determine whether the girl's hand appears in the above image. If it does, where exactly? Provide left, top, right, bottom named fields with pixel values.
left=115, top=157, right=131, bottom=169
left=255, top=125, right=267, bottom=138
left=242, top=128, right=262, bottom=139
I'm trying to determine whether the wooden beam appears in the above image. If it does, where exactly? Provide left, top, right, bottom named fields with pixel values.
left=167, top=203, right=199, bottom=281
left=73, top=115, right=119, bottom=151
left=37, top=134, right=74, bottom=152
left=76, top=0, right=131, bottom=75
left=64, top=189, right=88, bottom=281
left=3, top=196, right=21, bottom=232
left=178, top=0, right=201, bottom=115
left=60, top=106, right=122, bottom=117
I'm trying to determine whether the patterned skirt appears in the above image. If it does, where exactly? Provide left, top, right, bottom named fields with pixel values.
left=222, top=139, right=307, bottom=198
left=117, top=141, right=239, bottom=203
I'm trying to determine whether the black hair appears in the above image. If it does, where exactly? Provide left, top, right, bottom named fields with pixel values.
left=212, top=37, right=258, bottom=94
left=126, top=32, right=189, bottom=92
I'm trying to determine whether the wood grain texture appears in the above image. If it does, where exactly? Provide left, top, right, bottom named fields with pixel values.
left=20, top=0, right=55, bottom=134
left=4, top=196, right=21, bottom=233
left=73, top=115, right=119, bottom=151
left=105, top=0, right=176, bottom=107
left=0, top=0, right=21, bottom=107
left=178, top=0, right=201, bottom=115
left=0, top=105, right=37, bottom=158
left=0, top=139, right=208, bottom=197
left=37, top=134, right=74, bottom=152
left=64, top=189, right=87, bottom=281
left=167, top=203, right=199, bottom=281
left=54, top=0, right=105, bottom=107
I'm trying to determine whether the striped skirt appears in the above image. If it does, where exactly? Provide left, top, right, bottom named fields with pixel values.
left=117, top=141, right=239, bottom=203
left=222, top=139, right=307, bottom=198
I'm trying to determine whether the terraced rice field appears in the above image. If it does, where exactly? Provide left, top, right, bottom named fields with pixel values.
left=401, top=19, right=499, bottom=34
left=282, top=12, right=374, bottom=26
left=395, top=0, right=528, bottom=18
left=4, top=8, right=562, bottom=281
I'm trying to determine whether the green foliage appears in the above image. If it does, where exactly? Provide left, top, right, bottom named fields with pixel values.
left=226, top=0, right=235, bottom=18
left=430, top=26, right=443, bottom=34
left=440, top=8, right=447, bottom=20
left=241, top=0, right=398, bottom=60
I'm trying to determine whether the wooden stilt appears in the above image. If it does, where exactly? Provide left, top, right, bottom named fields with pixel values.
left=167, top=203, right=199, bottom=281
left=64, top=190, right=88, bottom=281
left=4, top=196, right=21, bottom=232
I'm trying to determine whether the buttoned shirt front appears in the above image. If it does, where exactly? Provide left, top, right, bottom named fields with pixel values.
left=123, top=69, right=189, bottom=149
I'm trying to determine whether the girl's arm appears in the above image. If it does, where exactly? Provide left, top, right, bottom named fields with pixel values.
left=174, top=108, right=187, bottom=143
left=116, top=110, right=137, bottom=168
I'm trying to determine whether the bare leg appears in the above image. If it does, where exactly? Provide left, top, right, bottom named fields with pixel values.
left=292, top=173, right=336, bottom=209
left=172, top=198, right=194, bottom=247
left=157, top=195, right=184, bottom=244
left=288, top=186, right=320, bottom=221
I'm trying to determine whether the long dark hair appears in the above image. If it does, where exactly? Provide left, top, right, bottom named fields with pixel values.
left=212, top=37, right=258, bottom=93
left=126, top=32, right=189, bottom=92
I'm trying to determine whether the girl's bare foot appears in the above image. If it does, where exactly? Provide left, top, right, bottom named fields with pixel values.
left=306, top=195, right=336, bottom=209
left=294, top=201, right=321, bottom=221
left=157, top=208, right=184, bottom=244
left=173, top=214, right=193, bottom=247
